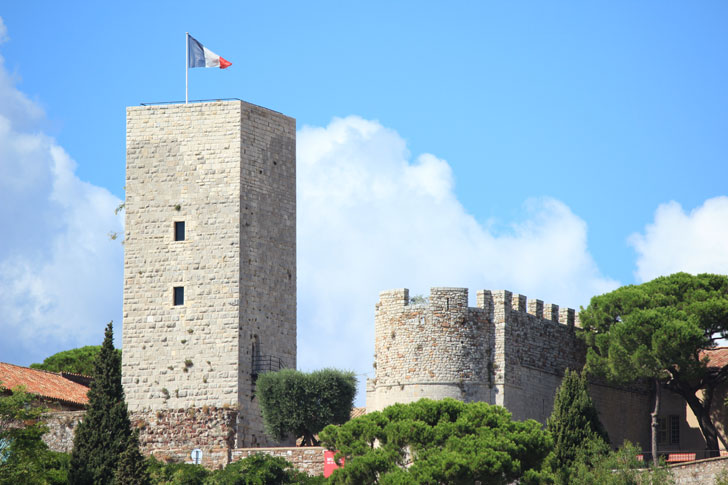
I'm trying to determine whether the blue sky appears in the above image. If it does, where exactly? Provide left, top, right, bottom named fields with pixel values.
left=1, top=2, right=728, bottom=403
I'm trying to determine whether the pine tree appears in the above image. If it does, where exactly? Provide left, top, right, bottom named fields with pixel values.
left=546, top=369, right=609, bottom=474
left=69, top=322, right=133, bottom=485
left=113, top=431, right=150, bottom=485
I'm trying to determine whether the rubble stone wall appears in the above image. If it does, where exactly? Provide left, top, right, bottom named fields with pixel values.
left=41, top=410, right=85, bottom=453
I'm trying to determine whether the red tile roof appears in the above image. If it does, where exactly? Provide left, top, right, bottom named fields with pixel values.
left=0, top=362, right=89, bottom=407
left=700, top=347, right=728, bottom=369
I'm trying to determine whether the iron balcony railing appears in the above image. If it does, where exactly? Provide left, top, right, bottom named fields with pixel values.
left=252, top=355, right=286, bottom=376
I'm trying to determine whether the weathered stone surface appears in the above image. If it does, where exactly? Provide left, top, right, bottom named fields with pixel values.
left=42, top=410, right=85, bottom=453
left=123, top=100, right=296, bottom=449
left=669, top=456, right=728, bottom=484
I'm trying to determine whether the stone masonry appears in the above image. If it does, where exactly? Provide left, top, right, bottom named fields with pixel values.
left=123, top=100, right=296, bottom=453
left=367, top=287, right=652, bottom=450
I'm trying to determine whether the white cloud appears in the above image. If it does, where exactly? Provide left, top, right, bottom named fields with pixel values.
left=0, top=37, right=123, bottom=365
left=630, top=197, right=728, bottom=282
left=296, top=116, right=618, bottom=402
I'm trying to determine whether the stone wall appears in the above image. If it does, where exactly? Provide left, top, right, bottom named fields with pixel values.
left=367, top=286, right=651, bottom=450
left=132, top=407, right=237, bottom=455
left=123, top=100, right=296, bottom=448
left=669, top=456, right=728, bottom=484
left=38, top=411, right=84, bottom=453
left=231, top=447, right=325, bottom=476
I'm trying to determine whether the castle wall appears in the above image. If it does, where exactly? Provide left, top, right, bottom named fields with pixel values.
left=123, top=100, right=295, bottom=449
left=368, top=286, right=652, bottom=451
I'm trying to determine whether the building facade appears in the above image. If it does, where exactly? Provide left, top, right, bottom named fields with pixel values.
left=122, top=100, right=296, bottom=452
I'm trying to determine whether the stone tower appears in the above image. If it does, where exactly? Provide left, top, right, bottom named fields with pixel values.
left=122, top=100, right=296, bottom=454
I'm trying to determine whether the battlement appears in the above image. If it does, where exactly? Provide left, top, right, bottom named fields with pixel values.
left=377, top=287, right=580, bottom=327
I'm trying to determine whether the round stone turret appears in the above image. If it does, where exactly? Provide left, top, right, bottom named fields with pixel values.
left=366, top=287, right=494, bottom=411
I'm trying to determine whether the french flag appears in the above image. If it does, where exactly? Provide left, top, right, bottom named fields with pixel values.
left=188, top=35, right=232, bottom=69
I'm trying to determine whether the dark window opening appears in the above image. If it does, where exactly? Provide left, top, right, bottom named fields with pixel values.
left=657, top=415, right=680, bottom=445
left=670, top=415, right=680, bottom=445
left=173, top=286, right=184, bottom=306
left=174, top=221, right=185, bottom=241
left=657, top=417, right=667, bottom=445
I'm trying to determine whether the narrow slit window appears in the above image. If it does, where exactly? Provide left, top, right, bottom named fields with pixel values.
left=173, top=286, right=184, bottom=306
left=174, top=221, right=185, bottom=241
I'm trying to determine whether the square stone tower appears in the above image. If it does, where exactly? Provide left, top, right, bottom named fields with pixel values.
left=122, top=100, right=296, bottom=452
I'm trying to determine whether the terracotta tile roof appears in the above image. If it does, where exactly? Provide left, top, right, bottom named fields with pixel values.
left=350, top=407, right=367, bottom=419
left=699, top=347, right=728, bottom=369
left=0, top=362, right=89, bottom=407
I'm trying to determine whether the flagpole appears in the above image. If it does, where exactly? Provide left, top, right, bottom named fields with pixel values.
left=185, top=32, right=189, bottom=104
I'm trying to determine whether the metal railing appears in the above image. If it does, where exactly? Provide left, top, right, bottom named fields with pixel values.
left=252, top=355, right=286, bottom=376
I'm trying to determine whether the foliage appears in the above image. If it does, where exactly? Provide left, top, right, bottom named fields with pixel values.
left=146, top=457, right=210, bottom=485
left=569, top=441, right=673, bottom=485
left=0, top=385, right=70, bottom=484
left=256, top=368, right=356, bottom=446
left=546, top=368, right=609, bottom=482
left=114, top=430, right=151, bottom=485
left=30, top=345, right=121, bottom=376
left=69, top=322, right=142, bottom=484
left=204, top=454, right=324, bottom=485
left=319, top=398, right=552, bottom=484
left=580, top=272, right=728, bottom=455
left=145, top=454, right=324, bottom=485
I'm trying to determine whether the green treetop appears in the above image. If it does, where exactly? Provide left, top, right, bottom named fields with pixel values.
left=580, top=272, right=728, bottom=459
left=319, top=398, right=552, bottom=484
left=30, top=345, right=120, bottom=376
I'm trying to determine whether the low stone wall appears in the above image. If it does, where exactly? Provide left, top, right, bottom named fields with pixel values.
left=148, top=446, right=326, bottom=474
left=669, top=456, right=728, bottom=484
left=231, top=447, right=325, bottom=476
left=42, top=410, right=85, bottom=453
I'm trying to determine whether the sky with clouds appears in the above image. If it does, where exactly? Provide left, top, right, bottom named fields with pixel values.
left=1, top=3, right=728, bottom=403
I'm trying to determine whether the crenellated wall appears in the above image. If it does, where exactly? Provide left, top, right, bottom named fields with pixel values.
left=367, top=287, right=651, bottom=450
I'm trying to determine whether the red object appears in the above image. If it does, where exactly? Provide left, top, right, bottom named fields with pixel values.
left=219, top=57, right=232, bottom=69
left=666, top=453, right=696, bottom=463
left=324, top=450, right=345, bottom=478
left=0, top=362, right=89, bottom=406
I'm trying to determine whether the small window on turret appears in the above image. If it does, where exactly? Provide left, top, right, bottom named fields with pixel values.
left=174, top=221, right=185, bottom=241
left=173, top=286, right=184, bottom=306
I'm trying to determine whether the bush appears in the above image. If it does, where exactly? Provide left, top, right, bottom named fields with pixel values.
left=204, top=454, right=324, bottom=485
left=147, top=456, right=210, bottom=485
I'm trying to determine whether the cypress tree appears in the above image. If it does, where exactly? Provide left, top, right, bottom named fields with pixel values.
left=546, top=368, right=609, bottom=473
left=113, top=431, right=150, bottom=485
left=69, top=322, right=133, bottom=484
